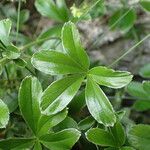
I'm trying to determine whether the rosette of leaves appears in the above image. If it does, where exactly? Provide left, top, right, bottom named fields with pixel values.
left=0, top=76, right=80, bottom=150
left=127, top=81, right=150, bottom=111
left=31, top=21, right=133, bottom=127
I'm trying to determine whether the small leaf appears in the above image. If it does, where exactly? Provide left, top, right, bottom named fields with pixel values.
left=88, top=66, right=133, bottom=89
left=37, top=109, right=68, bottom=137
left=14, top=58, right=27, bottom=68
left=0, top=19, right=12, bottom=45
left=0, top=99, right=9, bottom=128
left=31, top=50, right=85, bottom=75
left=86, top=128, right=116, bottom=147
left=128, top=124, right=150, bottom=150
left=41, top=74, right=84, bottom=115
left=0, top=138, right=35, bottom=150
left=40, top=129, right=81, bottom=150
left=62, top=21, right=90, bottom=70
left=85, top=76, right=116, bottom=126
left=35, top=0, right=69, bottom=22
left=18, top=76, right=43, bottom=135
left=140, top=0, right=150, bottom=12
left=133, top=100, right=150, bottom=111
left=109, top=8, right=136, bottom=32
left=143, top=81, right=150, bottom=93
left=139, top=63, right=150, bottom=78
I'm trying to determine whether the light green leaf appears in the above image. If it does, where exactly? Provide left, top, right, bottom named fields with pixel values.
left=128, top=124, right=150, bottom=150
left=88, top=66, right=133, bottom=89
left=0, top=99, right=9, bottom=128
left=62, top=21, right=90, bottom=70
left=40, top=129, right=81, bottom=150
left=85, top=76, right=116, bottom=126
left=120, top=146, right=135, bottom=150
left=33, top=141, right=42, bottom=150
left=139, top=63, right=150, bottom=78
left=109, top=8, right=136, bottom=32
left=18, top=76, right=43, bottom=135
left=35, top=0, right=69, bottom=22
left=140, top=0, right=150, bottom=12
left=0, top=138, right=35, bottom=150
left=86, top=128, right=116, bottom=147
left=31, top=50, right=85, bottom=75
left=41, top=74, right=84, bottom=115
left=0, top=19, right=12, bottom=46
left=143, top=81, right=150, bottom=93
left=37, top=109, right=68, bottom=137
left=2, top=44, right=20, bottom=59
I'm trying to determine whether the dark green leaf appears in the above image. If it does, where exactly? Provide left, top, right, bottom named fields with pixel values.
left=35, top=0, right=69, bottom=22
left=41, top=74, right=84, bottom=115
left=18, top=76, right=43, bottom=135
left=128, top=124, right=150, bottom=150
left=133, top=100, right=150, bottom=111
left=88, top=66, right=133, bottom=89
left=120, top=146, right=135, bottom=150
left=40, top=129, right=81, bottom=150
left=14, top=58, right=27, bottom=68
left=62, top=21, right=90, bottom=70
left=33, top=141, right=42, bottom=150
left=85, top=76, right=116, bottom=126
left=140, top=0, right=150, bottom=12
left=31, top=50, right=85, bottom=75
left=86, top=128, right=116, bottom=147
left=0, top=99, right=9, bottom=128
left=0, top=138, right=35, bottom=150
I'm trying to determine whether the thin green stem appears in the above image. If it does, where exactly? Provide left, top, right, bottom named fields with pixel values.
left=108, top=34, right=150, bottom=67
left=16, top=0, right=21, bottom=44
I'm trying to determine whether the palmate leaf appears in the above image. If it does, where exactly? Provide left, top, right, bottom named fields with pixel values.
left=62, top=21, right=90, bottom=70
left=40, top=129, right=81, bottom=150
left=41, top=74, right=85, bottom=115
left=88, top=66, right=133, bottom=89
left=35, top=0, right=69, bottom=22
left=85, top=76, right=116, bottom=126
left=31, top=50, right=85, bottom=75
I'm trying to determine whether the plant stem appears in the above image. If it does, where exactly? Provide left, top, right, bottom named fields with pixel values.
left=108, top=33, right=150, bottom=67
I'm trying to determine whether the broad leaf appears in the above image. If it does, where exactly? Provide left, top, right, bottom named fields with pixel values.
left=128, top=124, right=150, bottom=150
left=31, top=50, right=85, bottom=75
left=62, top=21, right=90, bottom=70
left=35, top=0, right=69, bottom=22
left=0, top=138, right=35, bottom=150
left=18, top=76, right=43, bottom=135
left=85, top=77, right=116, bottom=126
left=0, top=19, right=12, bottom=46
left=88, top=66, right=133, bottom=89
left=140, top=0, right=150, bottom=12
left=109, top=8, right=136, bottom=32
left=41, top=74, right=84, bottom=115
left=133, top=100, right=150, bottom=111
left=139, top=63, right=150, bottom=78
left=40, top=129, right=81, bottom=150
left=37, top=109, right=68, bottom=137
left=0, top=99, right=9, bottom=128
left=86, top=128, right=116, bottom=147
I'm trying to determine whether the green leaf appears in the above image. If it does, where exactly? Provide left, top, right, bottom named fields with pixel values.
left=37, top=109, right=68, bottom=137
left=120, top=146, right=135, bottom=150
left=109, top=8, right=136, bottom=32
left=0, top=19, right=12, bottom=46
left=35, top=0, right=69, bottom=22
left=18, top=76, right=43, bottom=135
left=88, top=66, right=133, bottom=89
left=86, top=128, right=116, bottom=147
left=78, top=116, right=95, bottom=131
left=128, top=124, right=150, bottom=150
left=127, top=82, right=150, bottom=99
left=2, top=44, right=20, bottom=59
left=40, top=129, right=81, bottom=150
left=31, top=50, right=85, bottom=75
left=33, top=141, right=42, bottom=150
left=0, top=138, right=35, bottom=150
left=143, top=81, right=150, bottom=93
left=85, top=77, right=116, bottom=126
left=133, top=100, right=150, bottom=111
left=62, top=21, right=90, bottom=70
left=41, top=74, right=84, bottom=115
left=140, top=0, right=150, bottom=12
left=139, top=63, right=150, bottom=78
left=0, top=99, right=9, bottom=128
left=14, top=58, right=27, bottom=68
left=110, top=121, right=125, bottom=147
